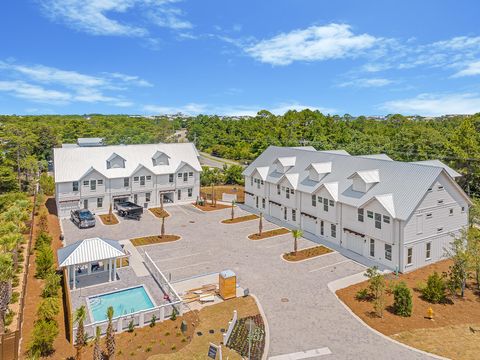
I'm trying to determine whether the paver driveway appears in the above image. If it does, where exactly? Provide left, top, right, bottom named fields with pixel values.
left=62, top=205, right=433, bottom=359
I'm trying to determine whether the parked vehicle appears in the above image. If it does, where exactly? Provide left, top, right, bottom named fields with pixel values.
left=115, top=201, right=143, bottom=219
left=71, top=209, right=96, bottom=228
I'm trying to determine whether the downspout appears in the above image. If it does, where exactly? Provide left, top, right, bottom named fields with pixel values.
left=398, top=219, right=403, bottom=274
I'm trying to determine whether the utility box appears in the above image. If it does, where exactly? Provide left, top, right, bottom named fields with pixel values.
left=219, top=270, right=236, bottom=300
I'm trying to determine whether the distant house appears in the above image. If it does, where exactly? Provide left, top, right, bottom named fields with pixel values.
left=54, top=142, right=201, bottom=217
left=243, top=146, right=471, bottom=272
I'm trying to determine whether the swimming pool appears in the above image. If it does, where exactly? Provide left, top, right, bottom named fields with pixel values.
left=87, top=285, right=155, bottom=322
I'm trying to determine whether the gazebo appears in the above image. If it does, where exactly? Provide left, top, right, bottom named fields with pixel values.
left=57, top=237, right=128, bottom=290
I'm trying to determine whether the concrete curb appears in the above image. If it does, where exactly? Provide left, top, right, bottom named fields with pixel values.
left=280, top=245, right=336, bottom=264
left=327, top=273, right=449, bottom=360
left=246, top=229, right=290, bottom=241
left=251, top=293, right=270, bottom=360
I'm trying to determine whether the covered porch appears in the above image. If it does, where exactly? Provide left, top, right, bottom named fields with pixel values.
left=57, top=237, right=129, bottom=290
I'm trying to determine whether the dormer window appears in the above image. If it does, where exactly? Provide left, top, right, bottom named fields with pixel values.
left=106, top=153, right=126, bottom=169
left=274, top=157, right=296, bottom=173
left=152, top=151, right=170, bottom=166
left=306, top=162, right=332, bottom=181
left=348, top=169, right=380, bottom=193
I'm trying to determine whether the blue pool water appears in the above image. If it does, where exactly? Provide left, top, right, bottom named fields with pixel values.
left=88, top=286, right=154, bottom=322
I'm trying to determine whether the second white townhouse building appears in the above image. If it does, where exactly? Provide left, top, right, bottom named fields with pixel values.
left=243, top=146, right=471, bottom=272
left=53, top=142, right=202, bottom=217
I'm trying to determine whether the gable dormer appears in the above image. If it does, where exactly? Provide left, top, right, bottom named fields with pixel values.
left=306, top=162, right=332, bottom=181
left=152, top=151, right=170, bottom=166
left=106, top=153, right=126, bottom=169
left=348, top=169, right=380, bottom=192
left=274, top=156, right=296, bottom=173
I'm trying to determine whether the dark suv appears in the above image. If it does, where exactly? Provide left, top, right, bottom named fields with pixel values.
left=71, top=209, right=96, bottom=228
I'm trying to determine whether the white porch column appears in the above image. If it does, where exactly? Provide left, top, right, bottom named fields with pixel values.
left=108, top=258, right=112, bottom=282
left=113, top=258, right=117, bottom=282
left=87, top=261, right=91, bottom=275
left=72, top=265, right=76, bottom=290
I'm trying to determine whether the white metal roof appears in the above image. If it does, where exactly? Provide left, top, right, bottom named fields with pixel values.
left=356, top=154, right=393, bottom=161
left=275, top=156, right=297, bottom=167
left=348, top=169, right=380, bottom=184
left=53, top=142, right=201, bottom=183
left=410, top=160, right=461, bottom=178
left=243, top=146, right=468, bottom=221
left=57, top=237, right=125, bottom=267
left=307, top=162, right=332, bottom=174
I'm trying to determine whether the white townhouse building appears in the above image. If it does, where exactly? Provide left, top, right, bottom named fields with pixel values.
left=243, top=146, right=472, bottom=272
left=53, top=142, right=202, bottom=217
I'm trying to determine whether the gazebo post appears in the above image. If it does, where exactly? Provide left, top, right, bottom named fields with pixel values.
left=108, top=258, right=112, bottom=282
left=87, top=261, right=91, bottom=275
left=72, top=264, right=76, bottom=290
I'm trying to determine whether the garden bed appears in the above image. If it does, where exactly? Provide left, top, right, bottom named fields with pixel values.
left=248, top=228, right=290, bottom=240
left=222, top=214, right=259, bottom=224
left=226, top=314, right=265, bottom=360
left=193, top=203, right=231, bottom=212
left=283, top=245, right=332, bottom=262
left=149, top=207, right=170, bottom=218
left=131, top=235, right=181, bottom=247
left=99, top=213, right=119, bottom=225
left=336, top=259, right=480, bottom=359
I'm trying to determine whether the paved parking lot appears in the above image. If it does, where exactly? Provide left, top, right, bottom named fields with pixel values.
left=62, top=204, right=432, bottom=359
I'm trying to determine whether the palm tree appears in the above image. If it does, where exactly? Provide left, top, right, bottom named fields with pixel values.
left=231, top=200, right=235, bottom=220
left=108, top=203, right=113, bottom=222
left=106, top=306, right=116, bottom=359
left=93, top=326, right=102, bottom=360
left=258, top=213, right=263, bottom=236
left=74, top=305, right=87, bottom=360
left=291, top=229, right=303, bottom=255
left=160, top=193, right=164, bottom=211
left=0, top=254, right=13, bottom=334
left=161, top=216, right=165, bottom=238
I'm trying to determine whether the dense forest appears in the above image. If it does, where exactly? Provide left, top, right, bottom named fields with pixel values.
left=0, top=111, right=479, bottom=197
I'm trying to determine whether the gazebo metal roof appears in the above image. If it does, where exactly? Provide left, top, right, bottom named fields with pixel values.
left=58, top=237, right=125, bottom=267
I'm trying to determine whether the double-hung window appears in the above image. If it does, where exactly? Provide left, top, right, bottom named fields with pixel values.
left=124, top=177, right=129, bottom=187
left=383, top=215, right=390, bottom=224
left=140, top=176, right=145, bottom=186
left=169, top=174, right=174, bottom=183
left=146, top=175, right=151, bottom=181
left=358, top=209, right=364, bottom=222
left=331, top=224, right=336, bottom=238
left=90, top=180, right=96, bottom=191
left=426, top=242, right=431, bottom=260
left=311, top=194, right=316, bottom=207
left=320, top=221, right=324, bottom=235
left=72, top=181, right=79, bottom=192
left=178, top=173, right=182, bottom=178
left=277, top=185, right=281, bottom=195
left=183, top=173, right=188, bottom=182
left=262, top=198, right=266, bottom=209
left=188, top=188, right=193, bottom=197
left=407, top=248, right=413, bottom=265
left=292, top=209, right=296, bottom=221
left=367, top=210, right=373, bottom=219
left=385, top=244, right=392, bottom=261
left=375, top=213, right=382, bottom=229
left=97, top=179, right=103, bottom=185
left=145, top=192, right=151, bottom=202
left=97, top=197, right=103, bottom=208
left=323, top=198, right=328, bottom=212
left=251, top=177, right=254, bottom=186
left=83, top=180, right=89, bottom=186
left=286, top=188, right=290, bottom=199
left=369, top=239, right=375, bottom=257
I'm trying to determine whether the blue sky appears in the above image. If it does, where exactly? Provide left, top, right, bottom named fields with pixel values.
left=1, top=0, right=480, bottom=116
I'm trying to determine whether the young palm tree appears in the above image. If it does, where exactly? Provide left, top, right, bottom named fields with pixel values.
left=93, top=326, right=102, bottom=360
left=231, top=200, right=235, bottom=220
left=258, top=213, right=263, bottom=236
left=291, top=229, right=303, bottom=255
left=160, top=193, right=164, bottom=210
left=106, top=306, right=116, bottom=359
left=161, top=216, right=165, bottom=238
left=74, top=305, right=87, bottom=360
left=0, top=254, right=13, bottom=334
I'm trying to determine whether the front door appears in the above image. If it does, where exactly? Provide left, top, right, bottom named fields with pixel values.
left=83, top=199, right=88, bottom=209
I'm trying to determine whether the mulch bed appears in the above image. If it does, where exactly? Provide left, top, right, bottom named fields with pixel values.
left=226, top=314, right=265, bottom=360
left=192, top=203, right=231, bottom=212
left=201, top=185, right=245, bottom=203
left=336, top=259, right=480, bottom=336
left=131, top=235, right=181, bottom=246
left=99, top=213, right=119, bottom=225
left=248, top=228, right=290, bottom=240
left=149, top=207, right=171, bottom=218
left=283, top=245, right=332, bottom=262
left=221, top=214, right=259, bottom=224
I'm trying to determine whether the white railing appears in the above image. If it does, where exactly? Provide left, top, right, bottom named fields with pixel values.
left=144, top=252, right=183, bottom=303
left=223, top=310, right=238, bottom=345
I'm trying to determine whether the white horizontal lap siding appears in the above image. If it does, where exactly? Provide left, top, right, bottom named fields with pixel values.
left=176, top=164, right=196, bottom=188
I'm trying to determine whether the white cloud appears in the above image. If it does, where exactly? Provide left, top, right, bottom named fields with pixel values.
left=452, top=61, right=480, bottom=77
left=338, top=78, right=393, bottom=88
left=39, top=0, right=191, bottom=36
left=245, top=23, right=379, bottom=65
left=0, top=60, right=150, bottom=107
left=143, top=102, right=336, bottom=116
left=381, top=93, right=480, bottom=116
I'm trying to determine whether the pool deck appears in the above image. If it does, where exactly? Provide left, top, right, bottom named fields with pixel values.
left=70, top=266, right=169, bottom=324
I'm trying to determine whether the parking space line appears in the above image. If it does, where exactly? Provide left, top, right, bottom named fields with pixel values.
left=308, top=259, right=352, bottom=273
left=163, top=261, right=211, bottom=272
left=269, top=347, right=332, bottom=360
left=154, top=251, right=207, bottom=263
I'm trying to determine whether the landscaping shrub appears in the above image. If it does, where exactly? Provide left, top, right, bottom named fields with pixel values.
left=28, top=319, right=59, bottom=358
left=365, top=266, right=385, bottom=300
left=42, top=272, right=61, bottom=298
left=37, top=297, right=60, bottom=322
left=39, top=173, right=55, bottom=196
left=35, top=231, right=52, bottom=250
left=393, top=282, right=413, bottom=317
left=10, top=291, right=20, bottom=304
left=37, top=211, right=49, bottom=233
left=421, top=272, right=447, bottom=303
left=355, top=288, right=370, bottom=301
left=35, top=245, right=55, bottom=279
